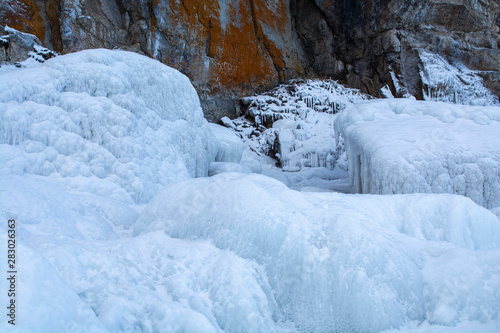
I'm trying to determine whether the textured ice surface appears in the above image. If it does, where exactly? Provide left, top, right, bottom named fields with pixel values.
left=209, top=123, right=244, bottom=163
left=135, top=173, right=500, bottom=333
left=419, top=50, right=499, bottom=106
left=240, top=79, right=370, bottom=172
left=0, top=242, right=109, bottom=333
left=208, top=162, right=252, bottom=176
left=0, top=49, right=218, bottom=203
left=1, top=169, right=499, bottom=332
left=335, top=99, right=500, bottom=208
left=0, top=175, right=283, bottom=333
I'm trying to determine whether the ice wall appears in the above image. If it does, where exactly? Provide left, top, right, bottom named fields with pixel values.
left=0, top=49, right=218, bottom=203
left=335, top=99, right=500, bottom=209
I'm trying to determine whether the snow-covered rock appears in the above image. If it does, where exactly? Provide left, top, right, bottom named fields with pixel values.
left=134, top=173, right=500, bottom=332
left=237, top=79, right=370, bottom=174
left=335, top=99, right=500, bottom=209
left=419, top=50, right=499, bottom=106
left=0, top=49, right=218, bottom=203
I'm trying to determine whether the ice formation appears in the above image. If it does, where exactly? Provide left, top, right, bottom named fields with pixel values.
left=0, top=49, right=218, bottom=203
left=1, top=38, right=499, bottom=333
left=335, top=98, right=500, bottom=209
left=135, top=173, right=500, bottom=333
left=236, top=79, right=370, bottom=173
left=209, top=123, right=244, bottom=163
left=419, top=50, right=499, bottom=106
left=0, top=177, right=280, bottom=333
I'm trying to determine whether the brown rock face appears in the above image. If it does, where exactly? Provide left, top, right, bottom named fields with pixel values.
left=3, top=0, right=305, bottom=121
left=2, top=0, right=500, bottom=120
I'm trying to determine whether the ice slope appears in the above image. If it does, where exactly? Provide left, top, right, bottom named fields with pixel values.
left=1, top=167, right=499, bottom=332
left=335, top=98, right=500, bottom=209
left=135, top=173, right=500, bottom=333
left=0, top=48, right=218, bottom=204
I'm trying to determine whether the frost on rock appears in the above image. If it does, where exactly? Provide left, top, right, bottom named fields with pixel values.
left=0, top=49, right=218, bottom=203
left=0, top=26, right=58, bottom=65
left=134, top=173, right=500, bottom=333
left=335, top=98, right=500, bottom=209
left=235, top=79, right=370, bottom=172
left=419, top=50, right=499, bottom=106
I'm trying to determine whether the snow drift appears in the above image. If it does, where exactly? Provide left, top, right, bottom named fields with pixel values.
left=135, top=173, right=500, bottom=333
left=335, top=99, right=500, bottom=209
left=0, top=49, right=218, bottom=203
left=2, top=172, right=499, bottom=332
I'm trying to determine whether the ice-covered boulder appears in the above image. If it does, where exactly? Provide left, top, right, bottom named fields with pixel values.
left=134, top=173, right=500, bottom=332
left=0, top=49, right=218, bottom=203
left=335, top=99, right=500, bottom=209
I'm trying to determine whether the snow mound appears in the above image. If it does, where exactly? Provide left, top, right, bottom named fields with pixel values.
left=0, top=49, right=217, bottom=203
left=335, top=99, right=500, bottom=208
left=134, top=173, right=500, bottom=332
left=0, top=175, right=117, bottom=241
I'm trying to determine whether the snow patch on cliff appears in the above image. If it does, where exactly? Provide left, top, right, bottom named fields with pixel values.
left=419, top=50, right=499, bottom=106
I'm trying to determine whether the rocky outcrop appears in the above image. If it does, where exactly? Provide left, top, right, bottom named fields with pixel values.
left=0, top=25, right=57, bottom=64
left=1, top=0, right=499, bottom=119
left=1, top=0, right=307, bottom=121
left=296, top=0, right=500, bottom=99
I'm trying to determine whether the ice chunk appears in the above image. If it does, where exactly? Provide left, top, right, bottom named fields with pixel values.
left=209, top=123, right=244, bottom=163
left=0, top=49, right=218, bottom=203
left=335, top=99, right=500, bottom=208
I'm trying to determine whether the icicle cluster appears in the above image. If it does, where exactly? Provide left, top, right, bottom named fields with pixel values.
left=419, top=50, right=499, bottom=106
left=238, top=79, right=371, bottom=171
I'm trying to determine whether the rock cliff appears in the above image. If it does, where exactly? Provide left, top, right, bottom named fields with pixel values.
left=1, top=0, right=499, bottom=120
